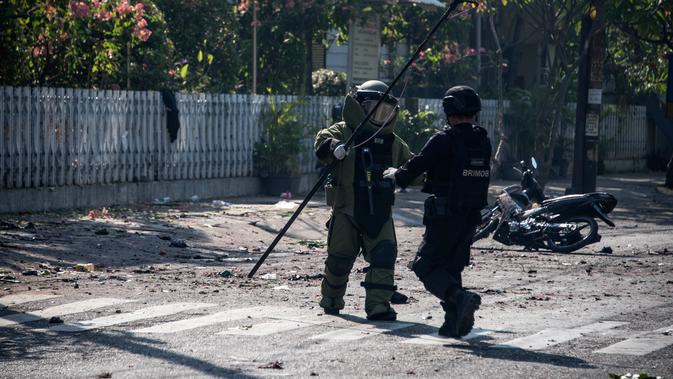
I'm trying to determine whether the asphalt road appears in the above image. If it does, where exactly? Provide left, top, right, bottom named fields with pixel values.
left=1, top=175, right=672, bottom=378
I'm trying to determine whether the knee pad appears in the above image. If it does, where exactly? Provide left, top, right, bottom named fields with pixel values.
left=325, top=254, right=355, bottom=276
left=368, top=240, right=397, bottom=269
left=411, top=255, right=432, bottom=280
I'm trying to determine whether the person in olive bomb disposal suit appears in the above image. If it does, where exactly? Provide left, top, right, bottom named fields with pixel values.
left=314, top=80, right=420, bottom=321
left=383, top=85, right=491, bottom=338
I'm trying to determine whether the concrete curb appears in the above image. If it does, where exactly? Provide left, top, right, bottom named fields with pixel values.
left=0, top=174, right=319, bottom=214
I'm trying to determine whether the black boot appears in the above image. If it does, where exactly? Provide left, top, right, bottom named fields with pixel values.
left=438, top=301, right=459, bottom=338
left=438, top=290, right=481, bottom=338
left=366, top=307, right=397, bottom=321
left=322, top=307, right=340, bottom=315
left=390, top=291, right=409, bottom=304
left=454, top=290, right=481, bottom=337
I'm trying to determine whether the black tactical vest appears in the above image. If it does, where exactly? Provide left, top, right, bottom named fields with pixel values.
left=435, top=125, right=491, bottom=209
left=353, top=133, right=396, bottom=237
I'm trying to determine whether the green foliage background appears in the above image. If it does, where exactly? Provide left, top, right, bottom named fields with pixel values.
left=0, top=0, right=669, bottom=100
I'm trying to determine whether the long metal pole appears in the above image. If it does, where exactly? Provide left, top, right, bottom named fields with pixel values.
left=248, top=0, right=466, bottom=278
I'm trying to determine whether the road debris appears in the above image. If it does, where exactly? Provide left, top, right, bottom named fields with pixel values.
left=390, top=291, right=409, bottom=304
left=260, top=273, right=277, bottom=280
left=133, top=266, right=156, bottom=274
left=273, top=285, right=290, bottom=290
left=73, top=263, right=96, bottom=272
left=600, top=246, right=613, bottom=254
left=0, top=275, right=20, bottom=283
left=258, top=361, right=283, bottom=369
left=48, top=316, right=64, bottom=324
left=608, top=373, right=663, bottom=379
left=170, top=239, right=188, bottom=248
left=220, top=270, right=232, bottom=278
left=274, top=200, right=297, bottom=210
left=211, top=200, right=231, bottom=208
left=95, top=228, right=109, bottom=235
left=153, top=197, right=171, bottom=205
left=297, top=240, right=327, bottom=249
left=288, top=273, right=323, bottom=281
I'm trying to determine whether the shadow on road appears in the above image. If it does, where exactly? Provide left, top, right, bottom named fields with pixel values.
left=0, top=325, right=259, bottom=378
left=449, top=342, right=594, bottom=369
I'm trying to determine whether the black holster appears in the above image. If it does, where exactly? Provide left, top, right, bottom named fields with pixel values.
left=423, top=196, right=452, bottom=225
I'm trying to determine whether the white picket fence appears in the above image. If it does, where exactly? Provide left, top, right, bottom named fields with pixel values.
left=0, top=87, right=340, bottom=190
left=0, top=87, right=648, bottom=191
left=419, top=98, right=648, bottom=162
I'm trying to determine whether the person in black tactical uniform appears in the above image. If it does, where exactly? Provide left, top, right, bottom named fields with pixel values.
left=314, top=80, right=418, bottom=321
left=383, top=85, right=491, bottom=337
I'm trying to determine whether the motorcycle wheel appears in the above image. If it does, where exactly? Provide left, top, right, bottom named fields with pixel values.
left=544, top=216, right=598, bottom=253
left=472, top=210, right=500, bottom=242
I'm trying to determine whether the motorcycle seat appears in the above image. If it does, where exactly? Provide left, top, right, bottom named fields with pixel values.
left=541, top=194, right=591, bottom=206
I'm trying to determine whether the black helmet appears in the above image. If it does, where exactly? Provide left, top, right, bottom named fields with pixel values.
left=355, top=80, right=399, bottom=127
left=442, top=85, right=481, bottom=117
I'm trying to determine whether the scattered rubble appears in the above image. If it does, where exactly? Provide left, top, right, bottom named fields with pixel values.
left=48, top=316, right=64, bottom=324
left=170, top=239, right=188, bottom=248
left=274, top=200, right=297, bottom=210
left=73, top=263, right=96, bottom=272
left=220, top=270, right=232, bottom=278
left=0, top=275, right=20, bottom=283
left=288, top=273, right=323, bottom=281
left=258, top=361, right=283, bottom=369
left=211, top=200, right=231, bottom=208
left=600, top=246, right=613, bottom=254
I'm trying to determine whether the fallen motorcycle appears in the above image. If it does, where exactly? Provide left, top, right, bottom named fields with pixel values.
left=472, top=158, right=617, bottom=253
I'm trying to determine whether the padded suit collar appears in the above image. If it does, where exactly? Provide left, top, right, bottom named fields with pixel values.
left=342, top=94, right=395, bottom=136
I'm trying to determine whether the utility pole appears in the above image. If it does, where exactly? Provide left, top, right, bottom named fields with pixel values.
left=475, top=12, right=482, bottom=89
left=252, top=0, right=258, bottom=95
left=568, top=2, right=605, bottom=194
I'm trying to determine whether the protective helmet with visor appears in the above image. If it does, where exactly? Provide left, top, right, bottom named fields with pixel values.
left=355, top=80, right=399, bottom=127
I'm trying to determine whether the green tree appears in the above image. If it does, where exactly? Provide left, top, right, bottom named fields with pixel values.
left=606, top=0, right=672, bottom=96
left=0, top=0, right=173, bottom=89
left=381, top=2, right=478, bottom=98
left=237, top=0, right=355, bottom=95
left=480, top=0, right=593, bottom=183
left=155, top=0, right=241, bottom=92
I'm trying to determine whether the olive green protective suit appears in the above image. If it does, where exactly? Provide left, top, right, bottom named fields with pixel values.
left=315, top=94, right=415, bottom=317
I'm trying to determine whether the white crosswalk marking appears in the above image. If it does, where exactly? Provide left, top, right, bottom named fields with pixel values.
left=0, top=298, right=135, bottom=327
left=495, top=321, right=628, bottom=350
left=218, top=316, right=328, bottom=336
left=595, top=324, right=673, bottom=356
left=48, top=303, right=215, bottom=332
left=0, top=292, right=61, bottom=309
left=401, top=328, right=494, bottom=345
left=134, top=306, right=298, bottom=334
left=310, top=321, right=414, bottom=341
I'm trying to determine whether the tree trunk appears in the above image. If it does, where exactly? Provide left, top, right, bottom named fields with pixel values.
left=303, top=28, right=314, bottom=96
left=666, top=152, right=673, bottom=189
left=538, top=75, right=573, bottom=187
left=489, top=14, right=509, bottom=179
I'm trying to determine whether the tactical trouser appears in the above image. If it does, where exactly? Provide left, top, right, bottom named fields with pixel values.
left=411, top=203, right=480, bottom=302
left=319, top=212, right=397, bottom=317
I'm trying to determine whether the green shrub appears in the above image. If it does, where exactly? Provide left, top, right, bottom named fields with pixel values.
left=312, top=69, right=347, bottom=96
left=254, top=98, right=307, bottom=177
left=395, top=109, right=439, bottom=153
